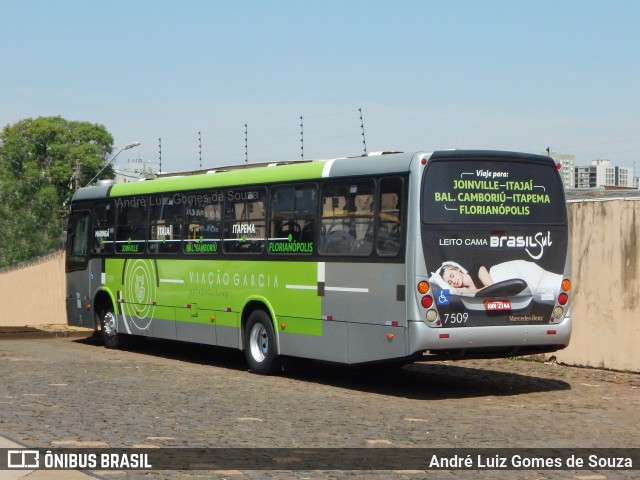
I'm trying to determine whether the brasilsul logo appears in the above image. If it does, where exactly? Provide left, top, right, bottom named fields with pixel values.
left=489, top=231, right=552, bottom=260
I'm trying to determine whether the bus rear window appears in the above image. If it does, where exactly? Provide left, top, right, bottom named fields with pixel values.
left=422, top=159, right=566, bottom=225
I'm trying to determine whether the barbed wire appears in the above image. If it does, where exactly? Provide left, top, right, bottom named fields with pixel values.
left=147, top=109, right=369, bottom=171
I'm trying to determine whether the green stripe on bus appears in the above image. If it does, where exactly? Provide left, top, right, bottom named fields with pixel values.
left=109, top=161, right=326, bottom=197
left=104, top=258, right=323, bottom=336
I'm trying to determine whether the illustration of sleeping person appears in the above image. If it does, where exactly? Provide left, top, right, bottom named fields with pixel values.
left=430, top=260, right=562, bottom=304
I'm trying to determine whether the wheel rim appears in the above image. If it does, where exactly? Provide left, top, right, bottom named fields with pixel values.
left=249, top=323, right=269, bottom=363
left=103, top=311, right=117, bottom=340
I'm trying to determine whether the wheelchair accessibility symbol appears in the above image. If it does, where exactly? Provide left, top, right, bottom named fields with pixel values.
left=437, top=289, right=451, bottom=305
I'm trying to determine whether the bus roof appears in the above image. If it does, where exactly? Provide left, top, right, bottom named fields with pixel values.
left=429, top=149, right=557, bottom=165
left=71, top=150, right=556, bottom=202
left=73, top=151, right=418, bottom=201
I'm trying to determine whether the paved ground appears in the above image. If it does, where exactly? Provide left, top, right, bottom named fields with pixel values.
left=0, top=330, right=638, bottom=479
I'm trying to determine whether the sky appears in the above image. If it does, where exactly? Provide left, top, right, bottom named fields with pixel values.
left=1, top=0, right=639, bottom=175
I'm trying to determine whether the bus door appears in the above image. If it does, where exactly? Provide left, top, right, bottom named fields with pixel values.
left=66, top=209, right=94, bottom=328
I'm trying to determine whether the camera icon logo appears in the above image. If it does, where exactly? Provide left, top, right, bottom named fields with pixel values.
left=7, top=450, right=40, bottom=469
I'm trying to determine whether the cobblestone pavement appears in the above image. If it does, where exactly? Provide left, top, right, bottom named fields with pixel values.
left=0, top=335, right=638, bottom=479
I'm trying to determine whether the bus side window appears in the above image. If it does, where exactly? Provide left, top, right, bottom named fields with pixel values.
left=149, top=195, right=182, bottom=254
left=223, top=187, right=267, bottom=254
left=269, top=184, right=317, bottom=255
left=115, top=197, right=147, bottom=254
left=91, top=202, right=114, bottom=254
left=320, top=180, right=374, bottom=256
left=184, top=191, right=222, bottom=255
left=377, top=177, right=403, bottom=256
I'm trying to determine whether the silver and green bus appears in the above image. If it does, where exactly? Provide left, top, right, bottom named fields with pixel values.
left=66, top=150, right=572, bottom=374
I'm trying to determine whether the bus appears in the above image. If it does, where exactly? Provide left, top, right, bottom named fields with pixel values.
left=65, top=150, right=572, bottom=374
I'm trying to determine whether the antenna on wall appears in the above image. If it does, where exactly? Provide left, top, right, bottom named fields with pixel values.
left=158, top=138, right=162, bottom=173
left=359, top=108, right=367, bottom=155
left=244, top=124, right=248, bottom=163
left=198, top=131, right=202, bottom=169
left=300, top=115, right=304, bottom=160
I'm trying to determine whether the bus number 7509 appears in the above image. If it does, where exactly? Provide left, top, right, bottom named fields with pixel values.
left=443, top=313, right=469, bottom=324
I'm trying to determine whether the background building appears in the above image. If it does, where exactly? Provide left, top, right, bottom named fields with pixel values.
left=115, top=156, right=160, bottom=182
left=574, top=159, right=634, bottom=189
left=545, top=150, right=575, bottom=189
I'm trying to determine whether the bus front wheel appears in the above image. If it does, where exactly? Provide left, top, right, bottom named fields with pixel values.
left=244, top=310, right=281, bottom=374
left=101, top=306, right=123, bottom=349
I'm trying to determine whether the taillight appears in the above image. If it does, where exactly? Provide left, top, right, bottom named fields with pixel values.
left=561, top=279, right=571, bottom=292
left=558, top=293, right=568, bottom=305
left=418, top=279, right=438, bottom=325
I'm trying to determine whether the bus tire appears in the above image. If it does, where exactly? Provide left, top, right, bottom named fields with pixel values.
left=244, top=309, right=281, bottom=375
left=101, top=306, right=124, bottom=349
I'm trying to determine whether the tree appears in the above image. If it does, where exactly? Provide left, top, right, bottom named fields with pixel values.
left=0, top=116, right=114, bottom=268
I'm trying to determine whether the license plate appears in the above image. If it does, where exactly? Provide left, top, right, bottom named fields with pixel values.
left=484, top=300, right=512, bottom=311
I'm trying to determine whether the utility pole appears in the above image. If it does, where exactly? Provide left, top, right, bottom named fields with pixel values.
left=74, top=160, right=81, bottom=190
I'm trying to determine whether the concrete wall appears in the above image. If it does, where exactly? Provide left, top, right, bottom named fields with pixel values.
left=556, top=199, right=640, bottom=372
left=0, top=251, right=66, bottom=327
left=1, top=199, right=638, bottom=371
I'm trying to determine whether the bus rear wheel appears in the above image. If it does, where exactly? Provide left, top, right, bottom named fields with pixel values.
left=244, top=310, right=281, bottom=374
left=101, top=306, right=123, bottom=349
